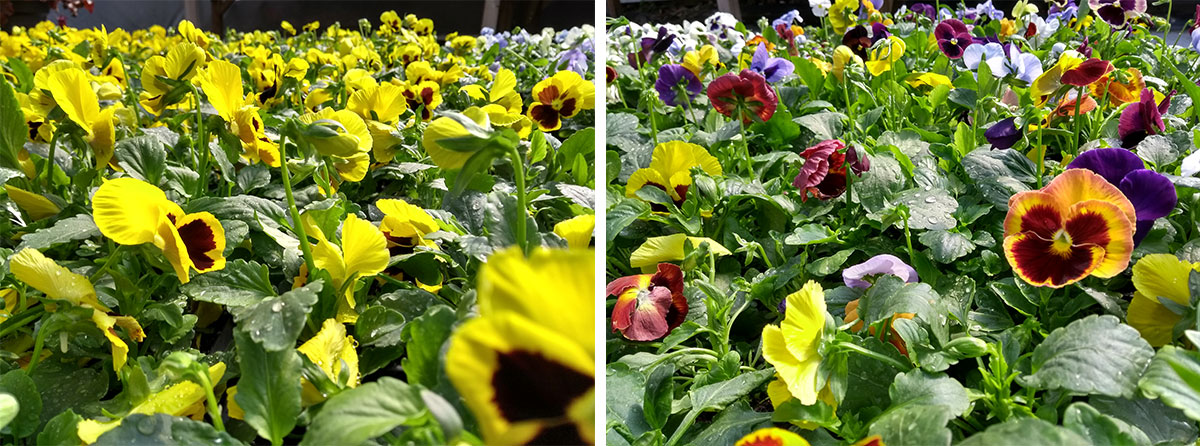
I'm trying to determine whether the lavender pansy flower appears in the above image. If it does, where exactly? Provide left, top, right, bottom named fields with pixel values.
left=843, top=254, right=919, bottom=289
left=557, top=49, right=588, bottom=75
left=773, top=9, right=803, bottom=27
left=985, top=118, right=1021, bottom=149
left=655, top=64, right=703, bottom=106
left=1190, top=28, right=1200, bottom=54
left=749, top=43, right=794, bottom=83
left=1067, top=148, right=1176, bottom=244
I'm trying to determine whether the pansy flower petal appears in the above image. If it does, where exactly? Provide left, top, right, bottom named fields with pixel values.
left=1066, top=148, right=1144, bottom=186
left=4, top=184, right=60, bottom=221
left=1003, top=190, right=1063, bottom=238
left=736, top=427, right=811, bottom=446
left=1061, top=58, right=1113, bottom=86
left=1119, top=168, right=1177, bottom=222
left=629, top=234, right=732, bottom=269
left=1003, top=232, right=1105, bottom=287
left=93, top=177, right=182, bottom=246
left=1064, top=200, right=1134, bottom=278
left=9, top=248, right=105, bottom=310
left=1042, top=169, right=1136, bottom=227
left=173, top=212, right=226, bottom=273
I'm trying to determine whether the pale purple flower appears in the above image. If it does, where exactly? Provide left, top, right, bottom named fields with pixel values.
left=749, top=43, right=794, bottom=83
left=843, top=254, right=919, bottom=289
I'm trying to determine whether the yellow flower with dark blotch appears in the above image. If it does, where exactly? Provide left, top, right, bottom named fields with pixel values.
left=303, top=213, right=389, bottom=323
left=446, top=247, right=594, bottom=445
left=736, top=427, right=811, bottom=446
left=10, top=249, right=145, bottom=372
left=298, top=318, right=360, bottom=404
left=376, top=198, right=439, bottom=254
left=553, top=214, right=595, bottom=249
left=77, top=362, right=226, bottom=443
left=865, top=35, right=905, bottom=76
left=682, top=45, right=720, bottom=77
left=832, top=45, right=864, bottom=81
left=92, top=178, right=226, bottom=283
left=461, top=68, right=522, bottom=116
left=1127, top=254, right=1200, bottom=346
left=346, top=82, right=408, bottom=125
left=629, top=234, right=731, bottom=269
left=905, top=72, right=954, bottom=91
left=196, top=59, right=282, bottom=168
left=99, top=58, right=126, bottom=85
left=528, top=70, right=594, bottom=132
left=421, top=106, right=490, bottom=169
left=138, top=42, right=205, bottom=115
left=450, top=35, right=477, bottom=54
left=762, top=281, right=829, bottom=406
left=46, top=67, right=117, bottom=168
left=401, top=80, right=442, bottom=122
left=625, top=141, right=722, bottom=208
left=4, top=184, right=60, bottom=221
left=230, top=107, right=281, bottom=167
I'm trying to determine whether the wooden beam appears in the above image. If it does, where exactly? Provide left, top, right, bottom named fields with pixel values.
left=482, top=0, right=500, bottom=29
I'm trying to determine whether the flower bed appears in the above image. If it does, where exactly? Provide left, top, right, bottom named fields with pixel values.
left=0, top=13, right=595, bottom=445
left=606, top=2, right=1200, bottom=445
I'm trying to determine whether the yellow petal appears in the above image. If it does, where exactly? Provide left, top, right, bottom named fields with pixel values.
left=781, top=281, right=826, bottom=363
left=377, top=199, right=439, bottom=236
left=553, top=214, right=595, bottom=249
left=46, top=67, right=100, bottom=134
left=340, top=214, right=389, bottom=280
left=298, top=319, right=360, bottom=388
left=421, top=106, right=489, bottom=170
left=476, top=247, right=594, bottom=351
left=9, top=248, right=105, bottom=310
left=77, top=362, right=227, bottom=443
left=92, top=177, right=182, bottom=246
left=4, top=184, right=60, bottom=220
left=196, top=59, right=244, bottom=122
left=629, top=234, right=731, bottom=269
left=91, top=309, right=131, bottom=372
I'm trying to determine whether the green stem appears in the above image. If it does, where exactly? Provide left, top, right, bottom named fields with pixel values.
left=279, top=129, right=316, bottom=278
left=192, top=85, right=209, bottom=197
left=664, top=409, right=703, bottom=446
left=840, top=341, right=913, bottom=371
left=196, top=372, right=225, bottom=431
left=41, top=128, right=61, bottom=192
left=88, top=244, right=123, bottom=282
left=1036, top=116, right=1046, bottom=188
left=1070, top=86, right=1084, bottom=155
left=509, top=145, right=529, bottom=255
left=0, top=306, right=44, bottom=340
left=738, top=117, right=755, bottom=178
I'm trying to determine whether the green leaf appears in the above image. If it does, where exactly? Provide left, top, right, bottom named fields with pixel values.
left=784, top=223, right=836, bottom=246
left=685, top=401, right=772, bottom=445
left=606, top=199, right=650, bottom=245
left=606, top=150, right=621, bottom=184
left=0, top=75, right=24, bottom=171
left=917, top=230, right=974, bottom=263
left=1090, top=396, right=1198, bottom=445
left=300, top=377, right=428, bottom=446
left=868, top=405, right=953, bottom=446
left=857, top=275, right=939, bottom=326
left=402, top=305, right=455, bottom=389
left=114, top=135, right=167, bottom=186
left=485, top=190, right=539, bottom=249
left=93, top=413, right=242, bottom=445
left=643, top=363, right=675, bottom=430
left=0, top=370, right=41, bottom=438
left=1138, top=344, right=1200, bottom=421
left=559, top=127, right=595, bottom=163
left=688, top=368, right=774, bottom=412
left=1136, top=135, right=1179, bottom=168
left=794, top=112, right=846, bottom=141
left=888, top=370, right=969, bottom=417
left=30, top=360, right=108, bottom=427
left=607, top=363, right=652, bottom=443
left=231, top=280, right=321, bottom=351
left=181, top=259, right=277, bottom=306
left=893, top=188, right=957, bottom=231
left=958, top=418, right=1089, bottom=446
left=234, top=329, right=302, bottom=446
left=1063, top=402, right=1152, bottom=446
left=16, top=214, right=100, bottom=251
left=805, top=248, right=855, bottom=276
left=36, top=409, right=83, bottom=446
left=355, top=306, right=407, bottom=347
left=1021, top=315, right=1153, bottom=398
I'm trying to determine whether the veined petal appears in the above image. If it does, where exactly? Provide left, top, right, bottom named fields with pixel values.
left=1003, top=190, right=1064, bottom=239
left=1003, top=232, right=1104, bottom=287
left=93, top=177, right=182, bottom=246
left=156, top=215, right=195, bottom=283
left=340, top=214, right=389, bottom=281
left=1063, top=200, right=1133, bottom=278
left=196, top=59, right=244, bottom=122
left=4, top=184, right=60, bottom=221
left=298, top=318, right=360, bottom=390
left=46, top=67, right=100, bottom=134
left=421, top=106, right=489, bottom=169
left=1128, top=292, right=1182, bottom=347
left=92, top=309, right=141, bottom=372
left=377, top=198, right=439, bottom=236
left=1043, top=169, right=1136, bottom=227
left=1119, top=169, right=1177, bottom=222
left=625, top=168, right=669, bottom=199
left=445, top=312, right=593, bottom=445
left=1131, top=254, right=1198, bottom=316
left=9, top=248, right=106, bottom=310
left=305, top=214, right=347, bottom=285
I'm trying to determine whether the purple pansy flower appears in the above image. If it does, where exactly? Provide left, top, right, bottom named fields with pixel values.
left=843, top=254, right=919, bottom=289
left=629, top=26, right=676, bottom=68
left=911, top=3, right=936, bottom=18
left=935, top=19, right=972, bottom=59
left=655, top=64, right=703, bottom=106
left=1089, top=0, right=1146, bottom=28
left=557, top=48, right=588, bottom=75
left=749, top=43, right=794, bottom=83
left=1119, top=88, right=1174, bottom=148
left=1067, top=148, right=1177, bottom=244
left=1048, top=0, right=1079, bottom=21
left=962, top=0, right=1005, bottom=20
left=772, top=9, right=803, bottom=27
left=985, top=118, right=1021, bottom=149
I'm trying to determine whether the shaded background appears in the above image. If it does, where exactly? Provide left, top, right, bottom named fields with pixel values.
left=2, top=0, right=594, bottom=34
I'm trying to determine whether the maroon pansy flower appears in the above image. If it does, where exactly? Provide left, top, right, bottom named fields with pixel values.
left=707, top=69, right=778, bottom=125
left=934, top=19, right=972, bottom=59
left=1061, top=58, right=1114, bottom=87
left=1119, top=88, right=1174, bottom=148
left=608, top=263, right=687, bottom=341
left=793, top=140, right=850, bottom=201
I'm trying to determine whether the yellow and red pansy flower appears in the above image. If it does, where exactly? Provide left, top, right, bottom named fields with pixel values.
left=735, top=427, right=811, bottom=446
left=607, top=263, right=686, bottom=341
left=527, top=70, right=595, bottom=132
left=92, top=178, right=226, bottom=284
left=1002, top=169, right=1135, bottom=288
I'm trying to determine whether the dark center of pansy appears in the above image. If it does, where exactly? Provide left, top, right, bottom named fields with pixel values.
left=491, top=350, right=591, bottom=423
left=176, top=219, right=218, bottom=270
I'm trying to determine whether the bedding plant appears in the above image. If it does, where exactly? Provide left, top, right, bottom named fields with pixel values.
left=607, top=2, right=1200, bottom=445
left=0, top=12, right=596, bottom=445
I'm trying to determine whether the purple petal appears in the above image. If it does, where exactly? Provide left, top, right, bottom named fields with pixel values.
left=843, top=254, right=918, bottom=289
left=752, top=43, right=768, bottom=72
left=761, top=59, right=795, bottom=83
left=1133, top=219, right=1155, bottom=245
left=1067, top=148, right=1144, bottom=185
left=1098, top=4, right=1127, bottom=26
left=1119, top=168, right=1177, bottom=221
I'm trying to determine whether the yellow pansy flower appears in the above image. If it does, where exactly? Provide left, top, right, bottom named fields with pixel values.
left=46, top=67, right=117, bottom=168
left=629, top=234, right=732, bottom=269
left=421, top=106, right=491, bottom=170
left=303, top=213, right=389, bottom=323
left=138, top=42, right=205, bottom=115
left=832, top=45, right=864, bottom=81
left=298, top=318, right=360, bottom=404
left=4, top=184, right=60, bottom=221
left=763, top=281, right=829, bottom=406
left=554, top=214, right=595, bottom=249
left=446, top=247, right=594, bottom=445
left=682, top=45, right=720, bottom=77
left=736, top=428, right=811, bottom=446
left=92, top=178, right=226, bottom=283
left=528, top=70, right=594, bottom=132
left=625, top=141, right=722, bottom=208
left=865, top=35, right=905, bottom=76
left=77, top=362, right=226, bottom=443
left=298, top=107, right=373, bottom=182
left=1127, top=254, right=1200, bottom=346
left=346, top=82, right=408, bottom=125
left=377, top=198, right=439, bottom=254
left=196, top=59, right=282, bottom=168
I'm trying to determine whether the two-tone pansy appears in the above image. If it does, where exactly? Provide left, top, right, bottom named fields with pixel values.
left=607, top=263, right=686, bottom=341
left=1066, top=148, right=1176, bottom=244
left=655, top=64, right=703, bottom=107
left=736, top=428, right=811, bottom=446
left=934, top=19, right=972, bottom=59
left=527, top=70, right=595, bottom=132
left=92, top=178, right=226, bottom=284
left=625, top=141, right=722, bottom=210
left=707, top=69, right=778, bottom=124
left=1119, top=88, right=1174, bottom=148
left=1003, top=169, right=1135, bottom=287
left=446, top=247, right=594, bottom=445
left=793, top=139, right=857, bottom=201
